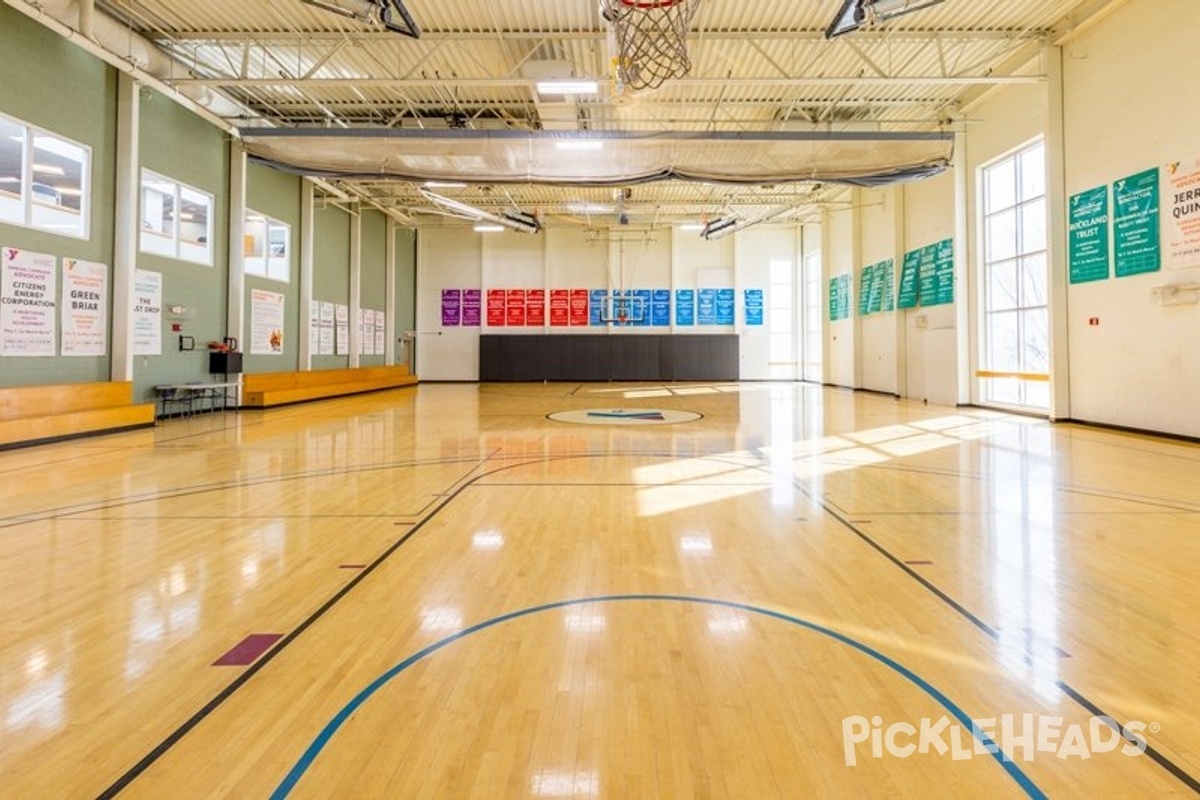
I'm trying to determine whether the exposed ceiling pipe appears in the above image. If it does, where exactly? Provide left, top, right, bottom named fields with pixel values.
left=3, top=0, right=249, bottom=132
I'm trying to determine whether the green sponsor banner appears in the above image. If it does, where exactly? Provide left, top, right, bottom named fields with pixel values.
left=897, top=250, right=920, bottom=309
left=829, top=275, right=853, bottom=321
left=857, top=264, right=874, bottom=316
left=932, top=239, right=955, bottom=305
left=1113, top=167, right=1161, bottom=277
left=867, top=259, right=886, bottom=313
left=1069, top=185, right=1110, bottom=283
left=917, top=244, right=938, bottom=303
left=878, top=258, right=895, bottom=312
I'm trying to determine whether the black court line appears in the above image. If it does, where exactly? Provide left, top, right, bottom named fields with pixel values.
left=90, top=449, right=777, bottom=797
left=66, top=446, right=1200, bottom=796
left=805, top=480, right=1200, bottom=795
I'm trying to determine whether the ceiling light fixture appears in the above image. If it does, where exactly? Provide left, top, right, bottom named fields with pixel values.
left=420, top=188, right=541, bottom=234
left=473, top=224, right=505, bottom=233
left=535, top=80, right=600, bottom=95
left=554, top=139, right=604, bottom=152
left=423, top=181, right=467, bottom=189
left=824, top=0, right=945, bottom=39
left=701, top=206, right=796, bottom=240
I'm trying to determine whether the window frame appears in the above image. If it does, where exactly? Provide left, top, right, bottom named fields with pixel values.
left=243, top=209, right=292, bottom=283
left=0, top=111, right=91, bottom=241
left=139, top=168, right=214, bottom=267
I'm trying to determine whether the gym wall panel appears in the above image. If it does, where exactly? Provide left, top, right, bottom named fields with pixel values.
left=312, top=204, right=352, bottom=370
left=0, top=5, right=117, bottom=387
left=244, top=163, right=301, bottom=374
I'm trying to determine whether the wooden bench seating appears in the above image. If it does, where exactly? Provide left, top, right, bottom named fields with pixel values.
left=241, top=365, right=418, bottom=408
left=0, top=381, right=157, bottom=449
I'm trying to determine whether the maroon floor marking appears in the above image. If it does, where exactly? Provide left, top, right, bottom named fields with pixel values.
left=213, top=633, right=284, bottom=666
left=339, top=564, right=367, bottom=569
left=904, top=560, right=934, bottom=566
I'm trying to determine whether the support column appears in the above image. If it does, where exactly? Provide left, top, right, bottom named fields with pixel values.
left=892, top=185, right=909, bottom=398
left=226, top=140, right=246, bottom=404
left=299, top=180, right=314, bottom=370
left=850, top=187, right=864, bottom=389
left=1045, top=44, right=1072, bottom=420
left=110, top=74, right=138, bottom=384
left=385, top=218, right=397, bottom=365
left=348, top=203, right=361, bottom=367
left=953, top=128, right=972, bottom=406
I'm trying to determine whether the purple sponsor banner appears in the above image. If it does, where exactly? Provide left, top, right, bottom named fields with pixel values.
left=441, top=289, right=462, bottom=326
left=461, top=289, right=481, bottom=326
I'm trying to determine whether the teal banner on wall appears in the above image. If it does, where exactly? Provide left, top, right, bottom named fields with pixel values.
left=897, top=250, right=920, bottom=309
left=857, top=264, right=874, bottom=317
left=1069, top=185, right=1111, bottom=283
left=1113, top=167, right=1161, bottom=277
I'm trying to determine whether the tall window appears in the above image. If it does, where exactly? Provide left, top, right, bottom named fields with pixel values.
left=768, top=258, right=795, bottom=379
left=980, top=140, right=1049, bottom=410
left=244, top=210, right=291, bottom=282
left=0, top=112, right=90, bottom=239
left=140, top=170, right=213, bottom=265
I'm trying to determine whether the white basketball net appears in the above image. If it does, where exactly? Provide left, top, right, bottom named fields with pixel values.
left=602, top=0, right=702, bottom=93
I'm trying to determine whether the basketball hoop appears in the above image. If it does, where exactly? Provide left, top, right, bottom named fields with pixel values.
left=601, top=0, right=702, bottom=93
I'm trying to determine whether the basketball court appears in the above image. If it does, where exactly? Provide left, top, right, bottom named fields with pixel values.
left=1, top=382, right=1196, bottom=797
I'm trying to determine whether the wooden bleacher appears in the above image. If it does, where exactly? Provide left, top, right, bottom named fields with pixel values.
left=0, top=381, right=157, bottom=450
left=241, top=365, right=418, bottom=408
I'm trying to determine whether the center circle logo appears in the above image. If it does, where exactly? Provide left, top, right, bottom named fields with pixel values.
left=547, top=408, right=702, bottom=425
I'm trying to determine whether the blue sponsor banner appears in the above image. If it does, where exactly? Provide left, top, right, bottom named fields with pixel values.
left=744, top=288, right=764, bottom=326
left=589, top=289, right=608, bottom=326
left=633, top=289, right=653, bottom=326
left=715, top=288, right=735, bottom=325
left=675, top=289, right=695, bottom=325
left=697, top=288, right=718, bottom=324
left=651, top=289, right=671, bottom=326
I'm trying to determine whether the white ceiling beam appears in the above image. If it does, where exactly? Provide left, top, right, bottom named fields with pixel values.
left=171, top=75, right=1045, bottom=89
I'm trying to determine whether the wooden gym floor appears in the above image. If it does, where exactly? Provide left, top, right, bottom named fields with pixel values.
left=0, top=382, right=1196, bottom=798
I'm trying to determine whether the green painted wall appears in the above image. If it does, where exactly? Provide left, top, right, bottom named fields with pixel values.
left=312, top=204, right=350, bottom=369
left=132, top=91, right=230, bottom=402
left=360, top=209, right=387, bottom=366
left=0, top=5, right=116, bottom=386
left=395, top=227, right=417, bottom=369
left=245, top=164, right=301, bottom=373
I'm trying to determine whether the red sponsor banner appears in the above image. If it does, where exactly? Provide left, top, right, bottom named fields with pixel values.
left=526, top=289, right=546, bottom=326
left=569, top=289, right=589, bottom=326
left=549, top=289, right=570, bottom=326
left=506, top=289, right=526, bottom=326
left=486, top=289, right=506, bottom=326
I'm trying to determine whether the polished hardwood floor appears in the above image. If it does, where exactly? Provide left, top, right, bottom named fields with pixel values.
left=0, top=382, right=1196, bottom=798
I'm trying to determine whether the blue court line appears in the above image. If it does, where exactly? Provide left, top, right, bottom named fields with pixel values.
left=270, top=594, right=1046, bottom=799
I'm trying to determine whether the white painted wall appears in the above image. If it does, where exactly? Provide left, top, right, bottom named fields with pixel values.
left=1060, top=0, right=1200, bottom=437
left=417, top=224, right=807, bottom=380
left=825, top=204, right=857, bottom=387
left=416, top=227, right=481, bottom=380
left=903, top=172, right=957, bottom=405
left=859, top=187, right=897, bottom=394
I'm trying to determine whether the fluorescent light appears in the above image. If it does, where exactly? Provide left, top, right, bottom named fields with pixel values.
left=32, top=163, right=64, bottom=176
left=424, top=181, right=467, bottom=189
left=0, top=177, right=18, bottom=183
left=678, top=223, right=705, bottom=231
left=536, top=80, right=599, bottom=95
left=567, top=202, right=612, bottom=214
left=474, top=224, right=504, bottom=232
left=554, top=140, right=603, bottom=152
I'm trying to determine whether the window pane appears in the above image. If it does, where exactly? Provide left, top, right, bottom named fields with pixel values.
left=986, top=157, right=1017, bottom=211
left=0, top=118, right=25, bottom=225
left=178, top=186, right=212, bottom=264
left=986, top=376, right=1021, bottom=405
left=267, top=221, right=290, bottom=281
left=140, top=174, right=175, bottom=256
left=769, top=332, right=794, bottom=361
left=1019, top=144, right=1046, bottom=202
left=988, top=259, right=1019, bottom=311
left=244, top=214, right=267, bottom=276
left=769, top=258, right=791, bottom=284
left=986, top=209, right=1018, bottom=262
left=1023, top=381, right=1050, bottom=409
left=1021, top=254, right=1047, bottom=308
left=1020, top=198, right=1047, bottom=254
left=30, top=132, right=87, bottom=238
left=987, top=310, right=1020, bottom=371
left=1021, top=308, right=1049, bottom=373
